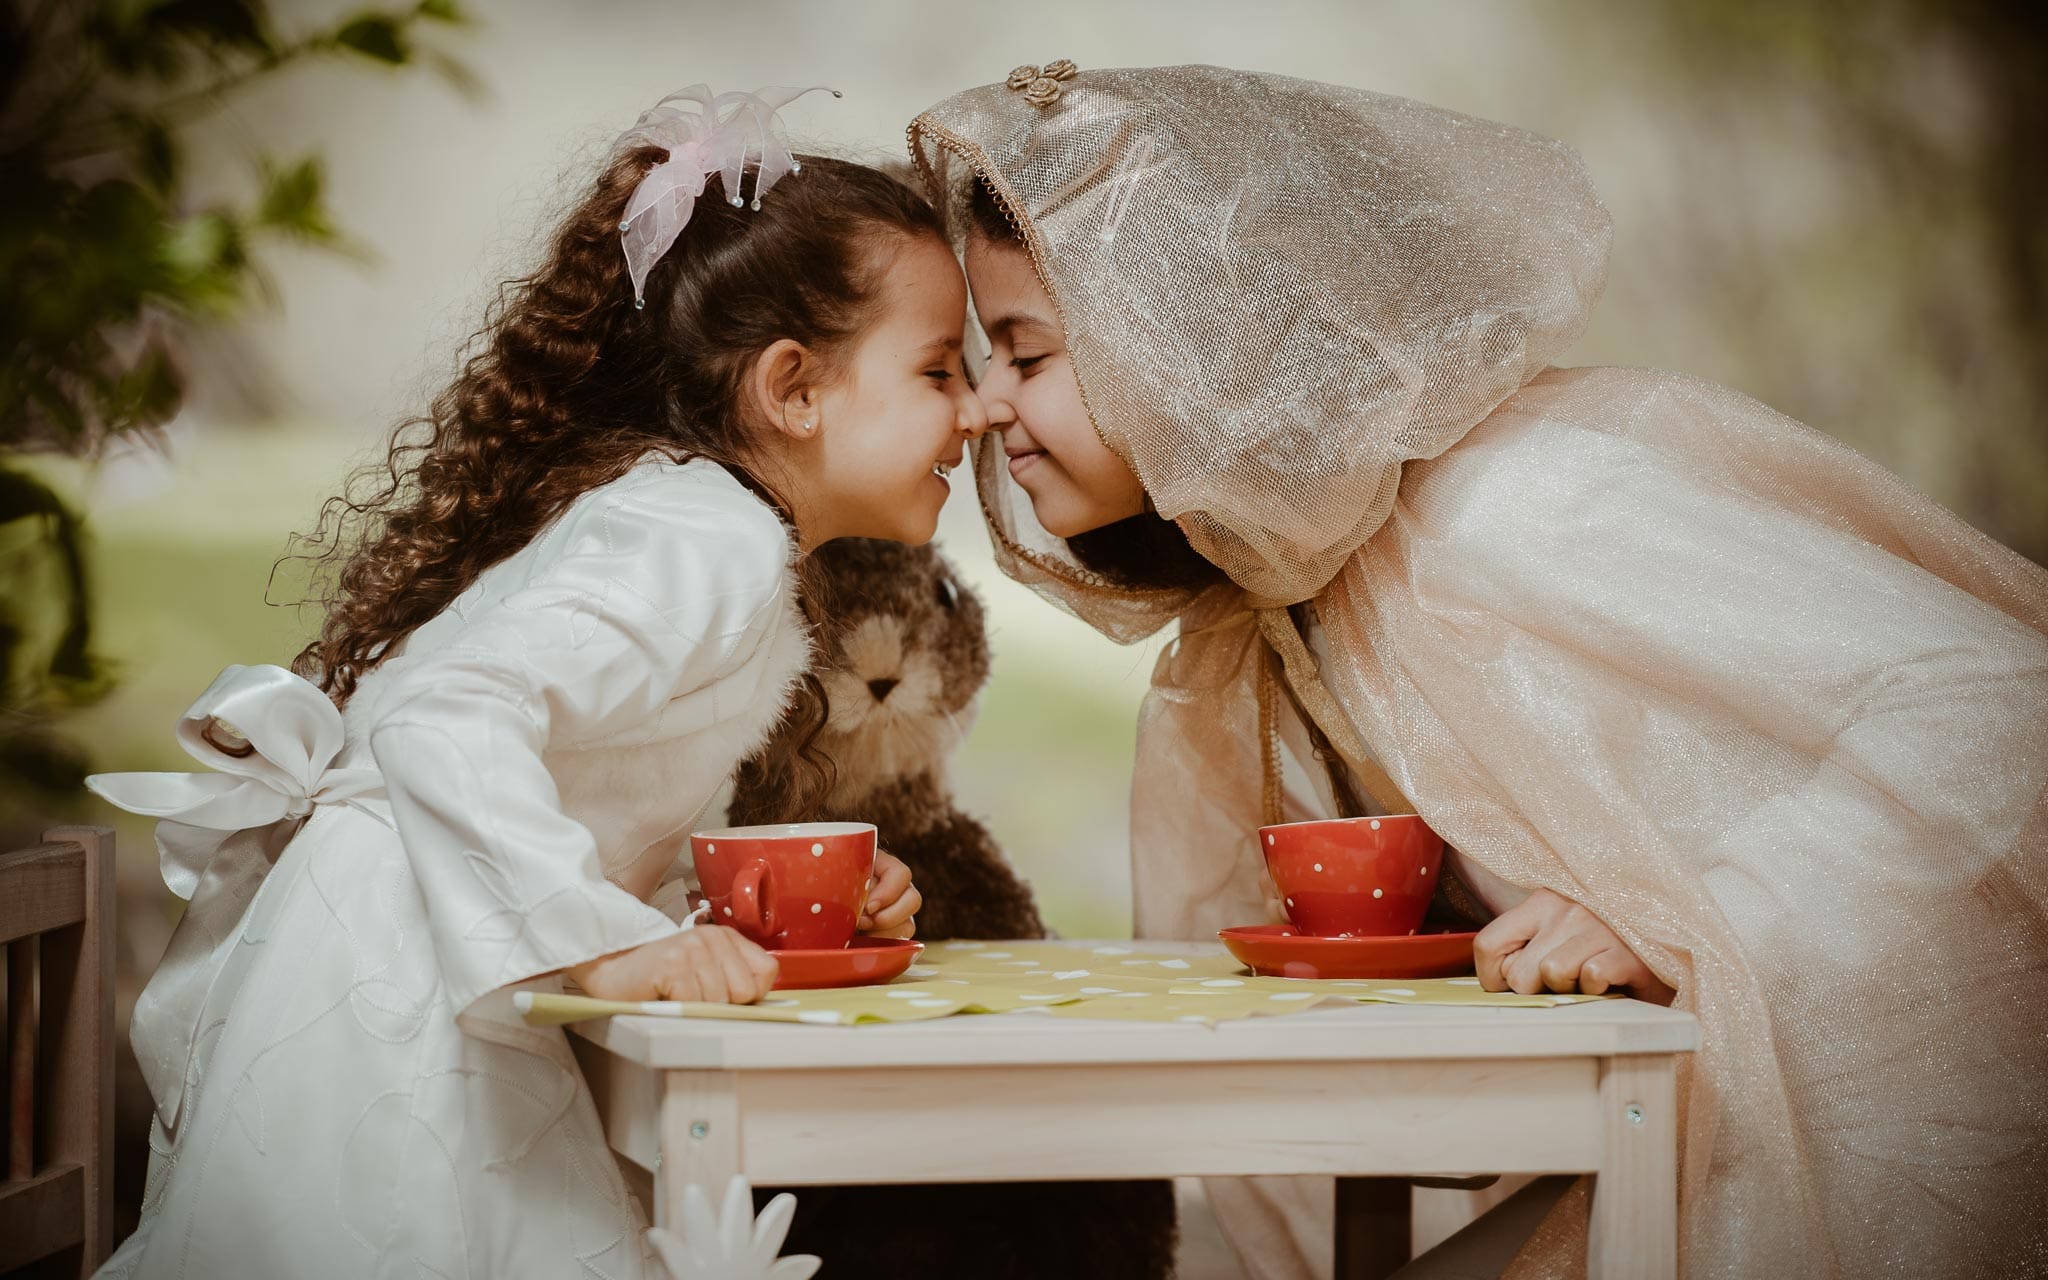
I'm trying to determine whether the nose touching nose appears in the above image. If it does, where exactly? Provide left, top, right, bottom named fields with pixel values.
left=959, top=385, right=994, bottom=440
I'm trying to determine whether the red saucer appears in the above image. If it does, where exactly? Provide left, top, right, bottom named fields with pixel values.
left=1218, top=926, right=1477, bottom=980
left=770, top=937, right=924, bottom=990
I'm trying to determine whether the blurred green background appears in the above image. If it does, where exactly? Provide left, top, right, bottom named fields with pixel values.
left=11, top=0, right=2046, bottom=958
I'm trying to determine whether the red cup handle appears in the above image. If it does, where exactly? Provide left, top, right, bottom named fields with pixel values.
left=731, top=859, right=777, bottom=940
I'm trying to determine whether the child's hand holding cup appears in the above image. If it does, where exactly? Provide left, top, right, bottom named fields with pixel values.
left=691, top=822, right=919, bottom=948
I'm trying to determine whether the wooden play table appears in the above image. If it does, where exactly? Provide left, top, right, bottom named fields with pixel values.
left=570, top=940, right=1696, bottom=1278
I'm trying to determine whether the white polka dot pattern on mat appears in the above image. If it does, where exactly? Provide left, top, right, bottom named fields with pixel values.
left=796, top=1011, right=840, bottom=1025
left=1447, top=977, right=1480, bottom=986
left=1018, top=993, right=1063, bottom=1002
left=1377, top=988, right=1416, bottom=997
left=1053, top=970, right=1090, bottom=980
left=979, top=952, right=1012, bottom=959
left=1092, top=946, right=1134, bottom=955
left=907, top=998, right=952, bottom=1009
left=1079, top=987, right=1119, bottom=995
left=1200, top=979, right=1244, bottom=988
left=886, top=990, right=927, bottom=999
left=1158, top=959, right=1191, bottom=970
left=1269, top=992, right=1316, bottom=1002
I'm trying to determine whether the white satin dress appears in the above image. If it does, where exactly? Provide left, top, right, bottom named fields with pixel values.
left=88, top=457, right=812, bottom=1280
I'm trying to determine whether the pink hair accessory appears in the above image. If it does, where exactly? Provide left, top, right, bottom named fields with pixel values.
left=614, top=84, right=841, bottom=308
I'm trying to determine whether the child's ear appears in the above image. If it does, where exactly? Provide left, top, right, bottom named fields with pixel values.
left=748, top=339, right=824, bottom=443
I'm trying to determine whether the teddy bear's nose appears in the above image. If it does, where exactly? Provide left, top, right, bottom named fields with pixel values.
left=867, top=677, right=900, bottom=702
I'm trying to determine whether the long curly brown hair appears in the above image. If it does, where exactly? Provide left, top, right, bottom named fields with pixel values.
left=281, top=147, right=945, bottom=810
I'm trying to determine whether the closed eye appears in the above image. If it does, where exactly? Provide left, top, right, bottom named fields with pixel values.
left=1011, top=355, right=1046, bottom=372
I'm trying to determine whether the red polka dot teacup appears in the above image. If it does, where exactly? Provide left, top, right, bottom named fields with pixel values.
left=1259, top=815, right=1444, bottom=937
left=689, top=822, right=876, bottom=950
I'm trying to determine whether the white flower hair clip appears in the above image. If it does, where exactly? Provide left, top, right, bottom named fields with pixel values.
left=614, top=84, right=841, bottom=308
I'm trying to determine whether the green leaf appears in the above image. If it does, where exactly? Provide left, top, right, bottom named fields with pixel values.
left=416, top=0, right=464, bottom=22
left=255, top=155, right=335, bottom=240
left=334, top=15, right=409, bottom=64
left=127, top=115, right=182, bottom=193
left=105, top=340, right=185, bottom=431
left=0, top=465, right=104, bottom=696
left=161, top=209, right=236, bottom=274
left=159, top=210, right=250, bottom=313
left=424, top=49, right=486, bottom=102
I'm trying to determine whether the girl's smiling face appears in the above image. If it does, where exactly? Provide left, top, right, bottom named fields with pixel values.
left=964, top=235, right=1148, bottom=538
left=812, top=234, right=987, bottom=544
left=757, top=232, right=988, bottom=548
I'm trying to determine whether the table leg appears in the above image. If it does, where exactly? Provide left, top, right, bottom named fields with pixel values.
left=1335, top=1176, right=1412, bottom=1280
left=657, top=1070, right=741, bottom=1232
left=1588, top=1054, right=1677, bottom=1280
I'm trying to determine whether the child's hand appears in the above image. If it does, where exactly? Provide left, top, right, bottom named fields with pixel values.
left=566, top=925, right=779, bottom=1005
left=1474, top=887, right=1675, bottom=1004
left=858, top=850, right=921, bottom=939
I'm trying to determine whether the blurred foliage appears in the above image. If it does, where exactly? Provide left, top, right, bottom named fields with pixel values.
left=0, top=0, right=469, bottom=830
left=1625, top=0, right=2048, bottom=562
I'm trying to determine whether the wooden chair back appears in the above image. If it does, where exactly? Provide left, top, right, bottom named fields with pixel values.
left=1, top=825, right=114, bottom=1277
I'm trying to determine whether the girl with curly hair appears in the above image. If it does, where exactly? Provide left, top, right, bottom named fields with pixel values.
left=86, top=88, right=980, bottom=1278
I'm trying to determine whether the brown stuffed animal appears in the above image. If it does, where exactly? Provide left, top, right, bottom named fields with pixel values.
left=727, top=537, right=1043, bottom=941
left=734, top=538, right=1176, bottom=1280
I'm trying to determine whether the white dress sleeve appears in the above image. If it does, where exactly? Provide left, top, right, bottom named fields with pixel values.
left=364, top=463, right=794, bottom=1021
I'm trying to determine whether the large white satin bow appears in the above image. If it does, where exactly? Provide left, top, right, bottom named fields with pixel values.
left=87, top=663, right=386, bottom=898
left=614, top=84, right=839, bottom=306
left=86, top=663, right=387, bottom=1132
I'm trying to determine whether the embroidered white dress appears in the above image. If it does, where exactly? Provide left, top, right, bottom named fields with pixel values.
left=90, top=457, right=811, bottom=1280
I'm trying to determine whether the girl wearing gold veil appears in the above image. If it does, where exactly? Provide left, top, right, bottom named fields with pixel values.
left=908, top=63, right=2048, bottom=1279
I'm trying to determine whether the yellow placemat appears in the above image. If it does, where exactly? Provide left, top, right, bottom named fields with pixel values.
left=520, top=939, right=1609, bottom=1027
left=919, top=941, right=1606, bottom=1025
left=517, top=976, right=1089, bottom=1027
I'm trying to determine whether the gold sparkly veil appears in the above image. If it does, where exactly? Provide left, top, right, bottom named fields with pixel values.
left=911, top=64, right=1610, bottom=634
left=912, top=64, right=2048, bottom=1279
